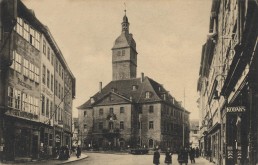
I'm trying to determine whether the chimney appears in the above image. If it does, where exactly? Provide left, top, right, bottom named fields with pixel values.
left=141, top=73, right=144, bottom=82
left=130, top=96, right=133, bottom=101
left=90, top=97, right=95, bottom=104
left=99, top=82, right=102, bottom=93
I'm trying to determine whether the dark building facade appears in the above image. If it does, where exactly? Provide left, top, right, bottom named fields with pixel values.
left=78, top=13, right=190, bottom=152
left=197, top=1, right=258, bottom=165
left=0, top=0, right=75, bottom=161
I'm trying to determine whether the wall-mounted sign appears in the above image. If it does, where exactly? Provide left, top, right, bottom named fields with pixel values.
left=226, top=106, right=246, bottom=113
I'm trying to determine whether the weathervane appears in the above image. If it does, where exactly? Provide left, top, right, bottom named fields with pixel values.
left=124, top=2, right=127, bottom=15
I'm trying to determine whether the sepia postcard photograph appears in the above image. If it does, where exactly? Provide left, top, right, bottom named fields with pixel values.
left=0, top=0, right=257, bottom=164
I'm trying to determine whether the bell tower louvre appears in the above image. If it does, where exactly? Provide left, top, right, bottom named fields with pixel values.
left=111, top=11, right=138, bottom=81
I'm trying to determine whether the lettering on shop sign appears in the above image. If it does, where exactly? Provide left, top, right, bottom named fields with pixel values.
left=226, top=106, right=246, bottom=113
left=18, top=78, right=32, bottom=90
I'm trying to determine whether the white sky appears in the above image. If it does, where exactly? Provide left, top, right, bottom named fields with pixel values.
left=22, top=0, right=212, bottom=120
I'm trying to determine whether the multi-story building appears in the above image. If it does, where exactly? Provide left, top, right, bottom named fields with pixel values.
left=197, top=1, right=258, bottom=165
left=78, top=13, right=190, bottom=152
left=189, top=119, right=200, bottom=148
left=0, top=0, right=75, bottom=161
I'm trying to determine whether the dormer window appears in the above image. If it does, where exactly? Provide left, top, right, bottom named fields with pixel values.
left=90, top=97, right=95, bottom=104
left=145, top=91, right=151, bottom=99
left=132, top=85, right=138, bottom=91
left=111, top=88, right=117, bottom=92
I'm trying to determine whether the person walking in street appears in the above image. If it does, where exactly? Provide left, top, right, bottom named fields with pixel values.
left=164, top=148, right=172, bottom=165
left=189, top=147, right=195, bottom=163
left=76, top=145, right=81, bottom=158
left=183, top=147, right=189, bottom=165
left=178, top=148, right=185, bottom=165
left=153, top=148, right=160, bottom=165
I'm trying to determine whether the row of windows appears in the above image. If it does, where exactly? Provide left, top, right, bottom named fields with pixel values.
left=43, top=40, right=54, bottom=66
left=41, top=95, right=53, bottom=118
left=98, top=121, right=125, bottom=130
left=42, top=64, right=64, bottom=100
left=54, top=105, right=63, bottom=122
left=55, top=59, right=64, bottom=80
left=11, top=51, right=40, bottom=83
left=16, top=17, right=40, bottom=50
left=97, top=121, right=154, bottom=130
left=8, top=86, right=39, bottom=115
left=97, top=107, right=125, bottom=116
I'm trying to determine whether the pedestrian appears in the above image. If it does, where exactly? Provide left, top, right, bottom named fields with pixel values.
left=189, top=148, right=195, bottom=163
left=153, top=148, right=160, bottom=165
left=183, top=147, right=189, bottom=165
left=164, top=148, right=172, bottom=165
left=178, top=148, right=185, bottom=165
left=195, top=147, right=199, bottom=158
left=76, top=145, right=81, bottom=158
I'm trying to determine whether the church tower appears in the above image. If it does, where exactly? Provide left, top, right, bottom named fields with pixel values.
left=112, top=11, right=137, bottom=81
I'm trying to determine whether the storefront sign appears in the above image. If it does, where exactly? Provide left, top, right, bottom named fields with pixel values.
left=226, top=106, right=246, bottom=113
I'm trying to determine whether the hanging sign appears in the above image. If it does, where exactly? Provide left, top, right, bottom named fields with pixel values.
left=226, top=106, right=246, bottom=113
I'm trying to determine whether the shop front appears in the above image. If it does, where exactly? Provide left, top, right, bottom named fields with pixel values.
left=3, top=116, right=40, bottom=161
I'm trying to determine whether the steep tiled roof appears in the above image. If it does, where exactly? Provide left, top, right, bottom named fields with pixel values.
left=77, top=76, right=188, bottom=112
left=112, top=33, right=136, bottom=50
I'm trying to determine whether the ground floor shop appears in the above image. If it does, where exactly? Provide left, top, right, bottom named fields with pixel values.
left=1, top=115, right=72, bottom=162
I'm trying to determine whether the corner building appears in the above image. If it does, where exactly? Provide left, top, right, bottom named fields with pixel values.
left=197, top=1, right=258, bottom=165
left=0, top=0, right=75, bottom=161
left=78, top=13, right=190, bottom=151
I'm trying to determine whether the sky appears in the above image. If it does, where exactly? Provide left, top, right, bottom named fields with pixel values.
left=22, top=0, right=212, bottom=120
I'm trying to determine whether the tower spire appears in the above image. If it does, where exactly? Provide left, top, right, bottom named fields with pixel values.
left=122, top=3, right=129, bottom=32
left=124, top=2, right=127, bottom=15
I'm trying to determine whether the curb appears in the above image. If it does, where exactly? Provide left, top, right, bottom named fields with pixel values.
left=57, top=155, right=88, bottom=164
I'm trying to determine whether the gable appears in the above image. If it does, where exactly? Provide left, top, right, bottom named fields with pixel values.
left=94, top=92, right=131, bottom=106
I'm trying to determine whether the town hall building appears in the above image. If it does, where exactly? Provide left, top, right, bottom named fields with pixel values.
left=77, top=12, right=190, bottom=151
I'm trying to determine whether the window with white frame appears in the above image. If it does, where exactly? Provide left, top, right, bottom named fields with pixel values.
left=16, top=17, right=23, bottom=36
left=145, top=91, right=151, bottom=99
left=12, top=51, right=22, bottom=73
left=23, top=22, right=30, bottom=41
left=7, top=87, right=14, bottom=108
left=14, top=89, right=21, bottom=110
